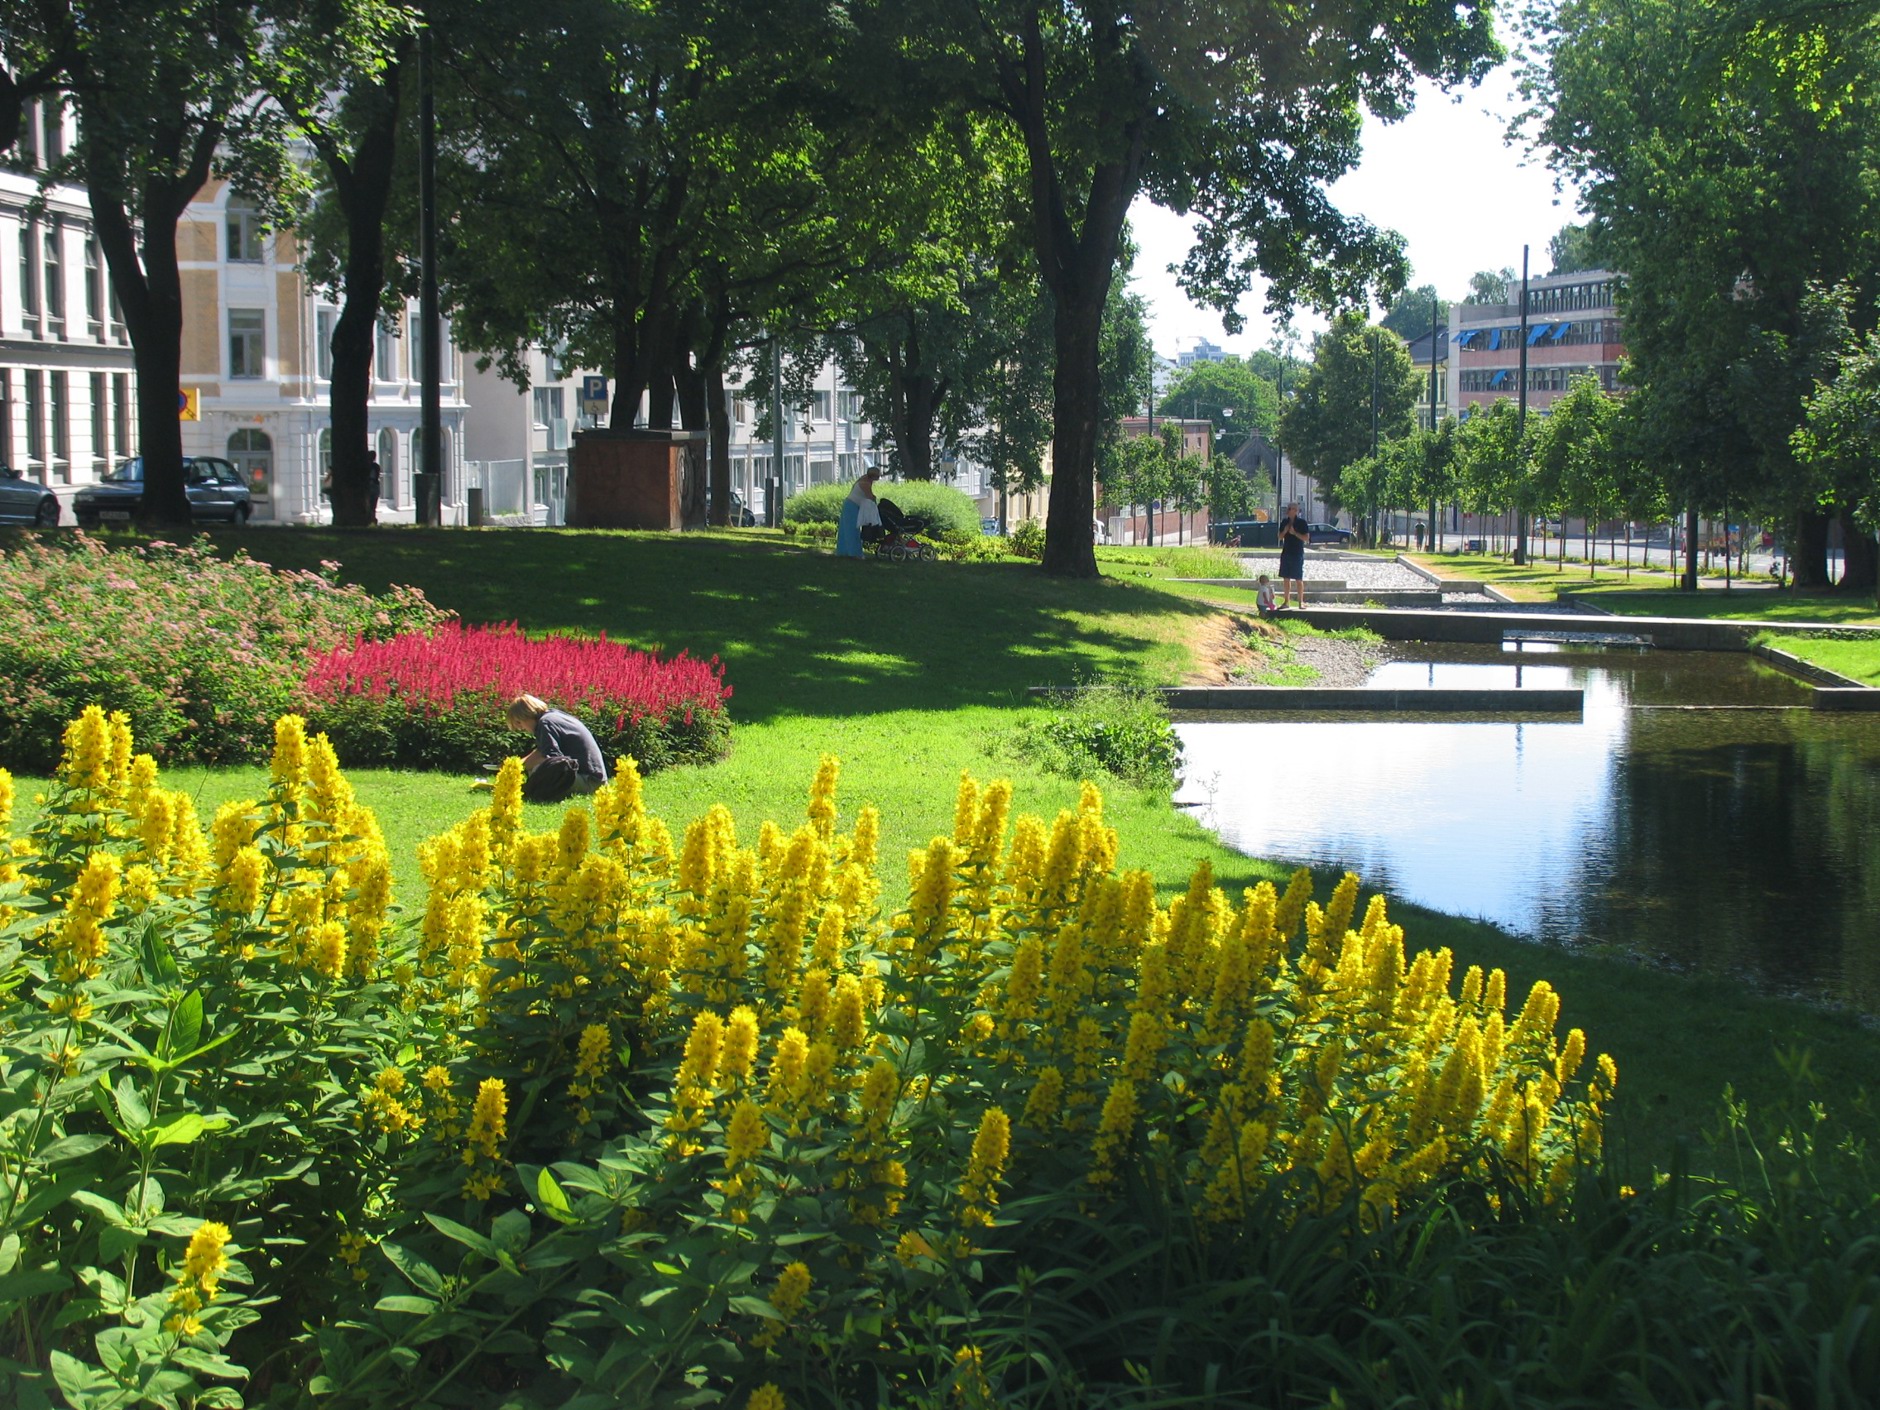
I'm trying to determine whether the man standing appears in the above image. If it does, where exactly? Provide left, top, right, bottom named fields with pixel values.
left=1277, top=501, right=1310, bottom=609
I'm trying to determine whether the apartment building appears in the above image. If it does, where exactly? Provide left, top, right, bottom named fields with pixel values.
left=723, top=363, right=876, bottom=518
left=176, top=176, right=471, bottom=524
left=0, top=99, right=137, bottom=514
left=1448, top=269, right=1625, bottom=416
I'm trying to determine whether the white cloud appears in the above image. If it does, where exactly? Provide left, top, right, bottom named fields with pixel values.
left=1128, top=69, right=1585, bottom=360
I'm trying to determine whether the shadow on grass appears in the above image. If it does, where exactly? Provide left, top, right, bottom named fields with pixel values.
left=182, top=527, right=1217, bottom=724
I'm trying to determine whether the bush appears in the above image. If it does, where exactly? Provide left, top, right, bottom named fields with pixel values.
left=782, top=480, right=983, bottom=537
left=1008, top=517, right=1045, bottom=558
left=1011, top=681, right=1183, bottom=790
left=0, top=533, right=446, bottom=767
left=302, top=621, right=732, bottom=772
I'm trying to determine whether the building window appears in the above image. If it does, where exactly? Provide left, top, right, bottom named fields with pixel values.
left=318, top=427, right=332, bottom=484
left=42, top=100, right=62, bottom=164
left=377, top=427, right=399, bottom=508
left=112, top=375, right=129, bottom=464
left=226, top=203, right=265, bottom=262
left=228, top=428, right=272, bottom=500
left=49, top=371, right=67, bottom=480
left=808, top=390, right=831, bottom=421
left=84, top=239, right=101, bottom=326
left=376, top=321, right=396, bottom=382
left=19, top=227, right=36, bottom=317
left=532, top=386, right=564, bottom=427
left=229, top=308, right=265, bottom=378
left=0, top=371, right=11, bottom=467
left=90, top=371, right=106, bottom=473
left=316, top=306, right=337, bottom=380
left=24, top=371, right=43, bottom=470
left=43, top=228, right=62, bottom=322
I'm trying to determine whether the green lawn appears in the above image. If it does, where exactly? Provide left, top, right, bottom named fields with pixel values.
left=25, top=523, right=1880, bottom=1177
left=1755, top=632, right=1880, bottom=685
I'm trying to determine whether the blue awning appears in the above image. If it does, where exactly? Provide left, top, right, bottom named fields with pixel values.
left=1489, top=329, right=1502, bottom=350
left=1489, top=370, right=1509, bottom=387
left=1527, top=323, right=1553, bottom=345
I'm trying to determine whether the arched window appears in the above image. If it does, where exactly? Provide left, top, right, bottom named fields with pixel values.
left=228, top=429, right=273, bottom=505
left=376, top=427, right=398, bottom=507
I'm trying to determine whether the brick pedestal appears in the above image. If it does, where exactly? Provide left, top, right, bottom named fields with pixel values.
left=569, top=430, right=706, bottom=529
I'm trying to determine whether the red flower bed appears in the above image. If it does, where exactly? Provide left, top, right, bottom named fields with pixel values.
left=303, top=623, right=732, bottom=773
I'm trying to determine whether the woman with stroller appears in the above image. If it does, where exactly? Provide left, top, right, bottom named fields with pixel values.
left=836, top=468, right=881, bottom=558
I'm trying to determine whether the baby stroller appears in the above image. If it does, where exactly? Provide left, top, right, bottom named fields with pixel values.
left=863, top=497, right=937, bottom=561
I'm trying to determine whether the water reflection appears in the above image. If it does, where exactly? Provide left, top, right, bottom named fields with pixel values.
left=1176, top=646, right=1880, bottom=1008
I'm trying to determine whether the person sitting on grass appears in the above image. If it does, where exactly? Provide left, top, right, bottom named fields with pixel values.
left=1256, top=573, right=1278, bottom=617
left=505, top=694, right=608, bottom=799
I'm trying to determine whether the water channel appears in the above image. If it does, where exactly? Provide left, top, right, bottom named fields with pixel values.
left=1175, top=642, right=1880, bottom=1010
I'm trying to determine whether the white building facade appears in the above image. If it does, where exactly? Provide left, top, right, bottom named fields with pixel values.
left=177, top=177, right=471, bottom=524
left=0, top=98, right=138, bottom=514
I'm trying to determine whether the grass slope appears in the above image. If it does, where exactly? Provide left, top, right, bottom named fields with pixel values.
left=32, top=525, right=1880, bottom=1176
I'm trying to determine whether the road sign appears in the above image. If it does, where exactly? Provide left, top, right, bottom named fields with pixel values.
left=178, top=388, right=200, bottom=421
left=579, top=375, right=609, bottom=415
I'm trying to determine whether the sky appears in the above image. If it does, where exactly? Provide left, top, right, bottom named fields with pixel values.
left=1129, top=66, right=1587, bottom=362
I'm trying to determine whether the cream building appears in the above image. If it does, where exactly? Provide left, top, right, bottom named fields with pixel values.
left=177, top=177, right=471, bottom=523
left=0, top=98, right=137, bottom=516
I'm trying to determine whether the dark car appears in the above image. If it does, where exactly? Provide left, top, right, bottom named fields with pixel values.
left=729, top=489, right=758, bottom=526
left=73, top=456, right=253, bottom=528
left=0, top=465, right=60, bottom=526
left=1307, top=522, right=1354, bottom=545
left=1210, top=518, right=1278, bottom=547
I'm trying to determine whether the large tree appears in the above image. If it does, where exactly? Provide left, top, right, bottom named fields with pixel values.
left=905, top=0, right=1498, bottom=576
left=272, top=0, right=417, bottom=527
left=1523, top=0, right=1880, bottom=588
left=65, top=0, right=291, bottom=526
left=1160, top=357, right=1279, bottom=458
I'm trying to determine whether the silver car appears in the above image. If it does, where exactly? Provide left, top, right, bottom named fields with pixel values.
left=0, top=465, right=60, bottom=526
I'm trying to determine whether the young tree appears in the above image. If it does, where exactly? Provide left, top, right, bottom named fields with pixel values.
left=905, top=0, right=1498, bottom=577
left=1278, top=311, right=1419, bottom=527
left=1529, top=375, right=1622, bottom=573
left=1159, top=358, right=1279, bottom=457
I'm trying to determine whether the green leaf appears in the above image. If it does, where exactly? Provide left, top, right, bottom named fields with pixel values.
left=34, top=1134, right=112, bottom=1165
left=66, top=1192, right=129, bottom=1228
left=163, top=991, right=204, bottom=1061
left=380, top=1241, right=445, bottom=1294
left=141, top=926, right=181, bottom=987
left=148, top=1113, right=227, bottom=1148
left=535, top=1167, right=573, bottom=1222
left=0, top=1268, right=70, bottom=1303
left=373, top=1294, right=439, bottom=1317
left=111, top=1079, right=149, bottom=1136
left=96, top=1225, right=146, bottom=1262
left=423, top=1213, right=497, bottom=1258
left=48, top=1350, right=113, bottom=1408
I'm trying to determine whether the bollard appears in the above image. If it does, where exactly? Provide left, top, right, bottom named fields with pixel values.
left=467, top=486, right=485, bottom=527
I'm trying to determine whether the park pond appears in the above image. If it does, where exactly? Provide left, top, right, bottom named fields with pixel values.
left=1175, top=641, right=1880, bottom=1010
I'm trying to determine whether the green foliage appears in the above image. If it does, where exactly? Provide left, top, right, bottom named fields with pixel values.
left=1011, top=682, right=1182, bottom=790
left=1278, top=313, right=1422, bottom=506
left=1160, top=359, right=1281, bottom=455
left=1378, top=282, right=1449, bottom=341
left=1007, top=518, right=1046, bottom=560
left=781, top=481, right=981, bottom=538
left=0, top=534, right=446, bottom=769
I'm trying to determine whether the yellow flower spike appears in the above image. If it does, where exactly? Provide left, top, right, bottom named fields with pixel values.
left=1484, top=968, right=1508, bottom=1015
left=1271, top=867, right=1313, bottom=944
left=903, top=836, right=957, bottom=961
left=807, top=754, right=841, bottom=841
left=1021, top=1066, right=1064, bottom=1128
left=829, top=974, right=868, bottom=1051
left=489, top=757, right=526, bottom=852
left=52, top=851, right=122, bottom=982
left=763, top=1027, right=811, bottom=1125
left=969, top=779, right=1011, bottom=872
left=0, top=765, right=13, bottom=836
left=121, top=864, right=159, bottom=914
left=106, top=711, right=134, bottom=791
left=724, top=1098, right=767, bottom=1167
left=165, top=1219, right=232, bottom=1334
left=847, top=803, right=880, bottom=874
left=554, top=808, right=590, bottom=875
left=952, top=771, right=980, bottom=847
left=747, top=1384, right=786, bottom=1410
left=957, top=1106, right=1011, bottom=1226
left=1120, top=1009, right=1164, bottom=1087
left=1089, top=1079, right=1138, bottom=1187
left=722, top=1007, right=760, bottom=1085
left=59, top=705, right=113, bottom=794
left=270, top=715, right=310, bottom=789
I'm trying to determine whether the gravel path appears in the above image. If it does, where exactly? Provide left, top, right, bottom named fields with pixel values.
left=1236, top=552, right=1578, bottom=613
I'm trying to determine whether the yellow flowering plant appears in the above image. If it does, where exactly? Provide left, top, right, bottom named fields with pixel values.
left=0, top=709, right=417, bottom=1409
left=326, top=757, right=1615, bottom=1409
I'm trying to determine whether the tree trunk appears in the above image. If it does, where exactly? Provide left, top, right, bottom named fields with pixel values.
left=675, top=354, right=708, bottom=529
left=894, top=371, right=943, bottom=481
left=1681, top=505, right=1699, bottom=590
left=1040, top=288, right=1104, bottom=577
left=707, top=363, right=731, bottom=526
left=1839, top=512, right=1877, bottom=593
left=1791, top=510, right=1832, bottom=589
left=320, top=56, right=405, bottom=528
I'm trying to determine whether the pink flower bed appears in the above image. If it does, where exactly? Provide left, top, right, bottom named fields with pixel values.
left=302, top=623, right=732, bottom=772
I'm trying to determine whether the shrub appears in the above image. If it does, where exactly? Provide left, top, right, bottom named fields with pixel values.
left=782, top=480, right=983, bottom=537
left=1011, top=681, right=1183, bottom=790
left=1008, top=517, right=1046, bottom=558
left=302, top=621, right=731, bottom=772
left=0, top=533, right=446, bottom=767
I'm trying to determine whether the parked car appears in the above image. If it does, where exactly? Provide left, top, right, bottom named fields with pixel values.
left=1307, top=522, right=1354, bottom=545
left=73, top=456, right=252, bottom=528
left=981, top=516, right=1002, bottom=535
left=0, top=465, right=60, bottom=526
left=1209, top=518, right=1278, bottom=547
left=727, top=489, right=758, bottom=527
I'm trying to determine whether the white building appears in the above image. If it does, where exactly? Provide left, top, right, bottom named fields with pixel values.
left=459, top=350, right=603, bottom=525
left=177, top=177, right=471, bottom=524
left=722, top=360, right=876, bottom=516
left=0, top=98, right=137, bottom=515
